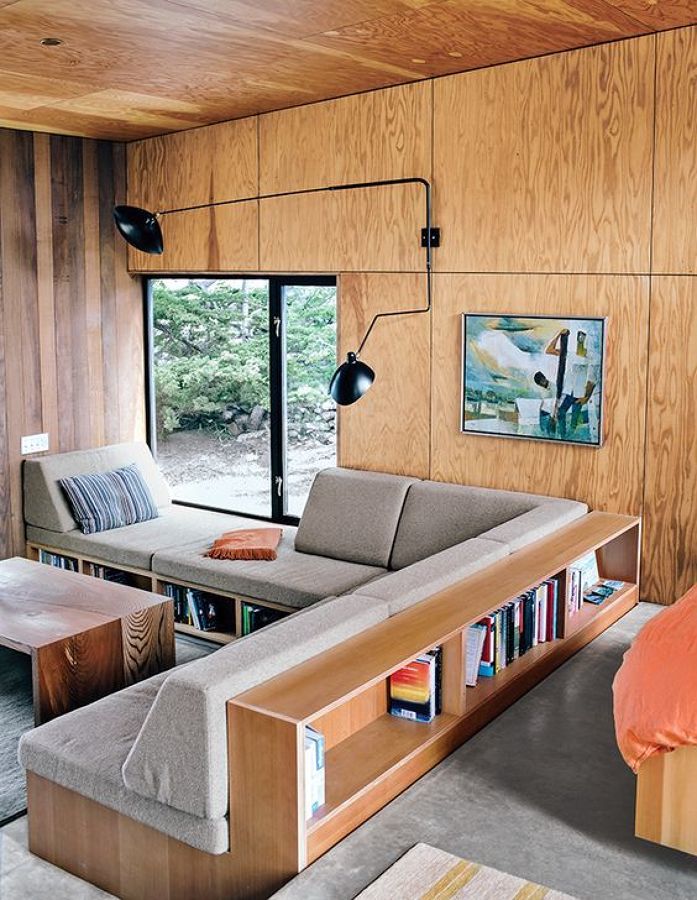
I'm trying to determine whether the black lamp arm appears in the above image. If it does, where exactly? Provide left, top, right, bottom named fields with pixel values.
left=155, top=176, right=437, bottom=358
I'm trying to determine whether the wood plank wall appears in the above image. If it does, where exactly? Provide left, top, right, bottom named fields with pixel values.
left=123, top=25, right=697, bottom=606
left=0, top=130, right=145, bottom=558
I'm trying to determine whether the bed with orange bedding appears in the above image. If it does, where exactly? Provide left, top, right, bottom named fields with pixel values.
left=613, top=583, right=697, bottom=773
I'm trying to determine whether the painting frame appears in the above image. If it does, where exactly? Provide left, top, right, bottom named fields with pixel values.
left=460, top=313, right=607, bottom=448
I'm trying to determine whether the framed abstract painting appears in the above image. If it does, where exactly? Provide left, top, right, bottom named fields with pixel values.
left=461, top=314, right=606, bottom=447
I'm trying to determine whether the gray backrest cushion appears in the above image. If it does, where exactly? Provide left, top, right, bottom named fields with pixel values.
left=389, top=481, right=545, bottom=569
left=357, top=537, right=511, bottom=616
left=480, top=498, right=588, bottom=551
left=122, top=592, right=388, bottom=820
left=23, top=442, right=171, bottom=533
left=294, top=467, right=417, bottom=567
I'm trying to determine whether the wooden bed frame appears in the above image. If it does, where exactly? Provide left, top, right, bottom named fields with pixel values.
left=636, top=745, right=697, bottom=857
left=25, top=512, right=641, bottom=899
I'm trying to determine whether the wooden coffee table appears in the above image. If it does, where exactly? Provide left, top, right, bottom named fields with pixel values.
left=0, top=557, right=175, bottom=725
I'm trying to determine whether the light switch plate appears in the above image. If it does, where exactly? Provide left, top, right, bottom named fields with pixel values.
left=21, top=433, right=49, bottom=455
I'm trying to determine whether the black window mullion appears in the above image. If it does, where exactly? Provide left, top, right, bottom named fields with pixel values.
left=268, top=278, right=287, bottom=523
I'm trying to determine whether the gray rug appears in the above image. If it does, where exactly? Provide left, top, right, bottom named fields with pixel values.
left=0, top=635, right=216, bottom=826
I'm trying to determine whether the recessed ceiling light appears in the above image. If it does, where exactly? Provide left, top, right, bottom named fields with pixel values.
left=411, top=58, right=426, bottom=64
left=448, top=51, right=463, bottom=58
left=40, top=37, right=63, bottom=47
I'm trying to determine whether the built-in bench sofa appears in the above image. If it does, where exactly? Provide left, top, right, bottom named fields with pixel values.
left=19, top=441, right=599, bottom=898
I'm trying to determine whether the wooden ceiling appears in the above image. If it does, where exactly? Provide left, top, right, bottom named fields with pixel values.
left=0, top=0, right=695, bottom=141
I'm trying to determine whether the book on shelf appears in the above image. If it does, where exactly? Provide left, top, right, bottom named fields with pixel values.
left=389, top=647, right=441, bottom=723
left=304, top=725, right=325, bottom=819
left=163, top=583, right=220, bottom=632
left=584, top=578, right=626, bottom=606
left=38, top=549, right=78, bottom=572
left=474, top=577, right=561, bottom=680
left=465, top=623, right=487, bottom=686
left=240, top=602, right=286, bottom=636
left=90, top=564, right=135, bottom=586
left=569, top=552, right=599, bottom=615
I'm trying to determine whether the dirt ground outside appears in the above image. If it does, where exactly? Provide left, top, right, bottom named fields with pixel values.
left=155, top=429, right=335, bottom=518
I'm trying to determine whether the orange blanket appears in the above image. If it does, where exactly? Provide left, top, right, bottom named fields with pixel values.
left=204, top=527, right=282, bottom=561
left=613, top=583, right=697, bottom=772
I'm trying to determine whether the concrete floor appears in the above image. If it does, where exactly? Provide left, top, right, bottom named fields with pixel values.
left=3, top=603, right=697, bottom=899
left=276, top=603, right=697, bottom=900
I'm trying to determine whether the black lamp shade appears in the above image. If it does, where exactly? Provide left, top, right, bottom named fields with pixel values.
left=113, top=205, right=164, bottom=254
left=329, top=352, right=375, bottom=406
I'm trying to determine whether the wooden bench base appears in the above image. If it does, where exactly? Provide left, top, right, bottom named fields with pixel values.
left=636, top=745, right=697, bottom=857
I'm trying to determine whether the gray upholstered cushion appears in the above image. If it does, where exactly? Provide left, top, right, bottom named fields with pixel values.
left=122, top=593, right=388, bottom=820
left=23, top=442, right=171, bottom=533
left=18, top=672, right=229, bottom=854
left=294, top=467, right=417, bottom=567
left=356, top=537, right=510, bottom=615
left=390, top=482, right=558, bottom=570
left=152, top=529, right=385, bottom=608
left=26, top=505, right=254, bottom=571
left=480, top=499, right=588, bottom=551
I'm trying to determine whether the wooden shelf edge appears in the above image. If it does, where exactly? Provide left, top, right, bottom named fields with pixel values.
left=175, top=623, right=235, bottom=645
left=306, top=587, right=637, bottom=862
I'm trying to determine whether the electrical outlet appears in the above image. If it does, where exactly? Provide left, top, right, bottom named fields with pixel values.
left=21, top=433, right=49, bottom=455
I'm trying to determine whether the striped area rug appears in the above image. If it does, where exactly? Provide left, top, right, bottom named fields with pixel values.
left=356, top=843, right=577, bottom=899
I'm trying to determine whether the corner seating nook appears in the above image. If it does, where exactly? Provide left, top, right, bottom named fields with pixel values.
left=19, top=442, right=640, bottom=898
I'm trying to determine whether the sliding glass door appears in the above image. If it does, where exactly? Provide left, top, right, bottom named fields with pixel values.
left=148, top=275, right=336, bottom=523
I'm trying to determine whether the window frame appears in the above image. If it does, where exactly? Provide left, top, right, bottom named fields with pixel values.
left=144, top=274, right=337, bottom=526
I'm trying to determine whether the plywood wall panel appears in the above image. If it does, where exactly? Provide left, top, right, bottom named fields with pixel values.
left=642, top=277, right=697, bottom=605
left=0, top=129, right=144, bottom=558
left=430, top=274, right=649, bottom=517
left=259, top=82, right=431, bottom=194
left=259, top=184, right=423, bottom=272
left=338, top=273, right=430, bottom=479
left=128, top=202, right=259, bottom=274
left=433, top=37, right=654, bottom=274
left=127, top=116, right=258, bottom=212
left=653, top=27, right=697, bottom=274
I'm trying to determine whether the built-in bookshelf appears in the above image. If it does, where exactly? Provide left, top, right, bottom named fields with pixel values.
left=227, top=512, right=641, bottom=872
left=26, top=542, right=295, bottom=646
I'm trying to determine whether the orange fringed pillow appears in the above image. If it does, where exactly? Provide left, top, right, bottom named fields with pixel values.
left=204, top=527, right=283, bottom=561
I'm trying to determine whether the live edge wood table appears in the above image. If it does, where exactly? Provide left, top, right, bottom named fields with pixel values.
left=0, top=557, right=175, bottom=725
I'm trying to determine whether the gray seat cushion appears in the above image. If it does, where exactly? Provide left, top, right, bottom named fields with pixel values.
left=356, top=537, right=511, bottom=615
left=294, top=467, right=417, bottom=567
left=390, top=482, right=561, bottom=570
left=26, top=505, right=257, bottom=571
left=479, top=499, right=588, bottom=551
left=23, top=442, right=171, bottom=533
left=152, top=528, right=387, bottom=608
left=18, top=672, right=229, bottom=855
left=122, top=593, right=388, bottom=820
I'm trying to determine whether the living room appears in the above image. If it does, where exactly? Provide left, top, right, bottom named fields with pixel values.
left=0, top=3, right=696, bottom=899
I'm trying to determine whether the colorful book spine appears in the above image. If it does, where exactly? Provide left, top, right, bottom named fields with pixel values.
left=475, top=576, right=563, bottom=678
left=389, top=648, right=441, bottom=723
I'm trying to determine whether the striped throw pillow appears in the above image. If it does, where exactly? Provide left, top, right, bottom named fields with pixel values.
left=59, top=463, right=160, bottom=535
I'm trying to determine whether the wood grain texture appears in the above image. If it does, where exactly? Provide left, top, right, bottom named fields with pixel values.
left=34, top=622, right=124, bottom=724
left=430, top=274, right=650, bottom=516
left=337, top=274, right=430, bottom=478
left=128, top=202, right=259, bottom=274
left=642, top=276, right=697, bottom=605
left=1, top=0, right=694, bottom=140
left=653, top=26, right=697, bottom=274
left=228, top=704, right=305, bottom=897
left=0, top=129, right=144, bottom=559
left=434, top=37, right=654, bottom=273
left=259, top=81, right=431, bottom=194
left=636, top=744, right=697, bottom=856
left=127, top=116, right=258, bottom=212
left=258, top=182, right=423, bottom=272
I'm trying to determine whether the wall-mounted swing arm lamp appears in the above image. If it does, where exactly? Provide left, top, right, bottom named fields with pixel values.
left=114, top=177, right=439, bottom=405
